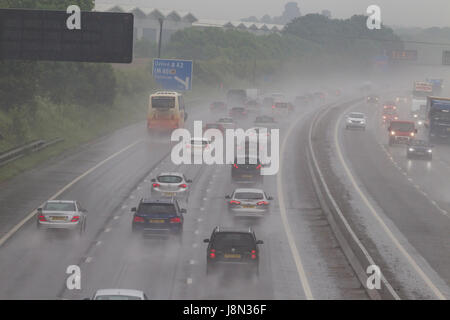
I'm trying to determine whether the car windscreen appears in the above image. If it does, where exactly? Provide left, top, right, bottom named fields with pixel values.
left=349, top=113, right=364, bottom=118
left=157, top=176, right=183, bottom=183
left=44, top=202, right=76, bottom=211
left=190, top=139, right=209, bottom=145
left=390, top=122, right=414, bottom=131
left=383, top=109, right=397, bottom=115
left=137, top=204, right=176, bottom=217
left=235, top=157, right=260, bottom=165
left=410, top=140, right=428, bottom=146
left=152, top=97, right=175, bottom=109
left=218, top=118, right=233, bottom=123
left=234, top=192, right=264, bottom=200
left=95, top=295, right=141, bottom=300
left=212, top=233, right=255, bottom=250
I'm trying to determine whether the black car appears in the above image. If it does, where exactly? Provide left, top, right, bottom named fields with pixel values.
left=229, top=107, right=248, bottom=119
left=231, top=155, right=263, bottom=184
left=131, top=198, right=186, bottom=239
left=366, top=95, right=379, bottom=104
left=406, top=140, right=433, bottom=160
left=203, top=227, right=263, bottom=276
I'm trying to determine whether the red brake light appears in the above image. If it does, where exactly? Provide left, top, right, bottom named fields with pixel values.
left=170, top=217, right=181, bottom=223
left=133, top=216, right=145, bottom=223
left=256, top=164, right=261, bottom=169
left=233, top=164, right=239, bottom=169
left=38, top=215, right=46, bottom=222
left=71, top=216, right=80, bottom=222
left=179, top=184, right=187, bottom=188
left=152, top=183, right=160, bottom=188
left=230, top=200, right=241, bottom=205
left=251, top=250, right=257, bottom=259
left=210, top=249, right=216, bottom=259
left=257, top=201, right=269, bottom=206
left=272, top=105, right=276, bottom=109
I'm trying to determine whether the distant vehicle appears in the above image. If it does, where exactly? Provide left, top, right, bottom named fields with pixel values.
left=225, top=188, right=273, bottom=218
left=426, top=78, right=444, bottom=96
left=270, top=92, right=285, bottom=102
left=366, top=95, right=379, bottom=104
left=37, top=200, right=87, bottom=235
left=406, top=139, right=433, bottom=160
left=388, top=120, right=417, bottom=146
left=147, top=91, right=187, bottom=132
left=203, top=226, right=263, bottom=276
left=210, top=101, right=227, bottom=113
left=217, top=117, right=236, bottom=130
left=426, top=96, right=450, bottom=143
left=203, top=123, right=225, bottom=134
left=88, top=289, right=148, bottom=300
left=411, top=98, right=427, bottom=119
left=151, top=172, right=192, bottom=201
left=262, top=97, right=275, bottom=108
left=254, top=115, right=277, bottom=128
left=294, top=95, right=309, bottom=107
left=272, top=101, right=293, bottom=116
left=313, top=91, right=326, bottom=101
left=245, top=99, right=261, bottom=114
left=345, top=112, right=366, bottom=130
left=131, top=198, right=186, bottom=239
left=382, top=108, right=398, bottom=124
left=186, top=138, right=211, bottom=154
left=229, top=106, right=248, bottom=119
left=227, top=89, right=247, bottom=106
left=231, top=155, right=263, bottom=184
left=383, top=101, right=397, bottom=110
left=395, top=96, right=409, bottom=104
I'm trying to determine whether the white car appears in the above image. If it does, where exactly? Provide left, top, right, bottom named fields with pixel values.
left=37, top=200, right=87, bottom=234
left=345, top=112, right=366, bottom=130
left=89, top=289, right=148, bottom=300
left=217, top=117, right=236, bottom=130
left=186, top=137, right=211, bottom=154
left=151, top=172, right=192, bottom=200
left=226, top=188, right=273, bottom=217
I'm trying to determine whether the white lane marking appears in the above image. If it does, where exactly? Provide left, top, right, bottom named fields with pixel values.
left=85, top=257, right=93, bottom=263
left=0, top=140, right=142, bottom=248
left=277, top=115, right=314, bottom=300
left=194, top=230, right=199, bottom=235
left=192, top=243, right=198, bottom=248
left=200, top=207, right=205, bottom=211
left=335, top=111, right=446, bottom=300
left=189, top=260, right=195, bottom=265
left=96, top=241, right=102, bottom=246
left=187, top=278, right=193, bottom=284
left=113, top=216, right=120, bottom=220
left=104, top=228, right=111, bottom=233
left=203, top=197, right=207, bottom=201
left=121, top=205, right=127, bottom=210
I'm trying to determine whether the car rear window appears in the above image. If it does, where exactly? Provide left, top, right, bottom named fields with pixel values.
left=44, top=202, right=76, bottom=211
left=152, top=97, right=175, bottom=109
left=256, top=116, right=274, bottom=122
left=275, top=103, right=288, bottom=108
left=218, top=118, right=233, bottom=123
left=190, top=139, right=209, bottom=145
left=235, top=157, right=260, bottom=165
left=157, top=175, right=183, bottom=183
left=138, top=204, right=176, bottom=216
left=212, top=233, right=255, bottom=250
left=411, top=140, right=428, bottom=146
left=234, top=192, right=264, bottom=200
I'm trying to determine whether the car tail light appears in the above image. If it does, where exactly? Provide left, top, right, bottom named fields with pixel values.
left=233, top=164, right=239, bottom=169
left=179, top=184, right=187, bottom=188
left=257, top=201, right=269, bottom=206
left=152, top=183, right=160, bottom=188
left=133, top=216, right=145, bottom=223
left=230, top=200, right=241, bottom=205
left=272, top=105, right=276, bottom=109
left=71, top=216, right=80, bottom=222
left=170, top=217, right=181, bottom=223
left=251, top=250, right=257, bottom=259
left=38, top=215, right=46, bottom=222
left=210, top=249, right=216, bottom=259
left=256, top=164, right=261, bottom=169
left=383, top=115, right=386, bottom=119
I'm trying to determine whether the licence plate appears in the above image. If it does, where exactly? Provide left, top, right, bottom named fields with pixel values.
left=51, top=216, right=66, bottom=221
left=242, top=205, right=255, bottom=208
left=149, top=219, right=165, bottom=223
left=224, top=254, right=241, bottom=259
left=164, top=192, right=175, bottom=196
left=241, top=174, right=253, bottom=178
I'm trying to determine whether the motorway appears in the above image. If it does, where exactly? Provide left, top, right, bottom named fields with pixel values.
left=0, top=97, right=368, bottom=300
left=311, top=97, right=450, bottom=299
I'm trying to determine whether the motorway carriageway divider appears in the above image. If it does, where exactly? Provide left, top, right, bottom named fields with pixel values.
left=306, top=98, right=401, bottom=300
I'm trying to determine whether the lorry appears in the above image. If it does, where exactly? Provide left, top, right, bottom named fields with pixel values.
left=410, top=98, right=427, bottom=119
left=387, top=120, right=417, bottom=146
left=426, top=96, right=450, bottom=143
left=426, top=78, right=444, bottom=96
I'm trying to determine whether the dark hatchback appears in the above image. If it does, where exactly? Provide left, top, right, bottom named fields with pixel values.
left=204, top=227, right=263, bottom=276
left=406, top=139, right=433, bottom=160
left=231, top=155, right=263, bottom=184
left=131, top=198, right=186, bottom=239
left=229, top=107, right=248, bottom=119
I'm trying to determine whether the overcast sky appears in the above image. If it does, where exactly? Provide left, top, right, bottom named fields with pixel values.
left=96, top=0, right=450, bottom=28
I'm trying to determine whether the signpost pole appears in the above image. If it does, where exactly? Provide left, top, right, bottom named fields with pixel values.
left=158, top=18, right=164, bottom=58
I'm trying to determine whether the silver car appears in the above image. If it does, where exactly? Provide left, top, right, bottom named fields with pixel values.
left=151, top=172, right=192, bottom=201
left=345, top=112, right=366, bottom=130
left=37, top=200, right=87, bottom=234
left=89, top=289, right=148, bottom=300
left=226, top=188, right=273, bottom=217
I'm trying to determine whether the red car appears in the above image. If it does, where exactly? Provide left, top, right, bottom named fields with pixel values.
left=388, top=120, right=417, bottom=146
left=382, top=109, right=398, bottom=124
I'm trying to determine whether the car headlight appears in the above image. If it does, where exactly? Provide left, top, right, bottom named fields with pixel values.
left=409, top=148, right=415, bottom=152
left=418, top=120, right=423, bottom=125
left=391, top=131, right=396, bottom=135
left=413, top=114, right=418, bottom=118
left=428, top=149, right=432, bottom=153
left=410, top=132, right=415, bottom=137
